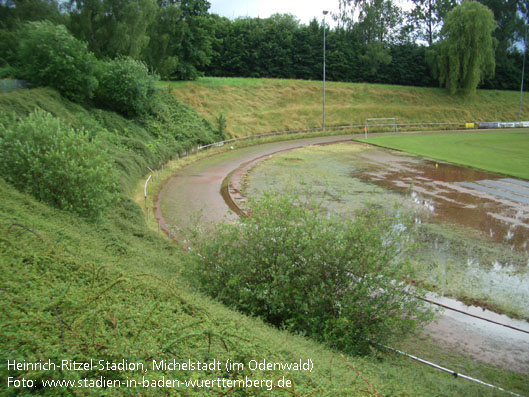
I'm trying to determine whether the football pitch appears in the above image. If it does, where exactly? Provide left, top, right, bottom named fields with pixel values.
left=357, top=130, right=529, bottom=180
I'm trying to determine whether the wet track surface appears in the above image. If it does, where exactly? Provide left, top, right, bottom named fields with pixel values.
left=157, top=135, right=353, bottom=229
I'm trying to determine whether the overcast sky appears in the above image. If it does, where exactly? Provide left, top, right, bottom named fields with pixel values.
left=208, top=0, right=341, bottom=25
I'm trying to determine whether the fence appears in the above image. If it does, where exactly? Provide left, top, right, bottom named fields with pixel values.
left=195, top=119, right=529, bottom=153
left=197, top=124, right=364, bottom=151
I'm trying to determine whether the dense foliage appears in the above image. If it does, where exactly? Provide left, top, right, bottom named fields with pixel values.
left=67, top=0, right=213, bottom=80
left=144, top=0, right=213, bottom=80
left=204, top=15, right=436, bottom=87
left=95, top=57, right=158, bottom=117
left=0, top=109, right=116, bottom=218
left=68, top=0, right=157, bottom=60
left=6, top=21, right=161, bottom=116
left=1, top=0, right=528, bottom=91
left=0, top=87, right=221, bottom=216
left=15, top=21, right=98, bottom=102
left=189, top=193, right=432, bottom=355
left=203, top=10, right=526, bottom=92
left=433, top=2, right=497, bottom=94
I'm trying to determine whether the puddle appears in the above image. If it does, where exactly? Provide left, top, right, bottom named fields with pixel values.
left=354, top=150, right=529, bottom=252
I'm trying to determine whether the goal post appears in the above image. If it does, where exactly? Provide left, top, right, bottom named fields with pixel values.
left=365, top=118, right=398, bottom=138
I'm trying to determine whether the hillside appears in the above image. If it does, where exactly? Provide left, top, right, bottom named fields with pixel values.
left=167, top=77, right=529, bottom=137
left=1, top=87, right=527, bottom=395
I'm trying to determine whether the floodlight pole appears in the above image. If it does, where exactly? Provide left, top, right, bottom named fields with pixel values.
left=519, top=25, right=527, bottom=122
left=323, top=10, right=328, bottom=130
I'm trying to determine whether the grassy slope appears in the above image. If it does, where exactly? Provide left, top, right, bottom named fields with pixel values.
left=0, top=88, right=527, bottom=395
left=4, top=179, right=514, bottom=396
left=165, top=77, right=529, bottom=137
left=357, top=131, right=529, bottom=180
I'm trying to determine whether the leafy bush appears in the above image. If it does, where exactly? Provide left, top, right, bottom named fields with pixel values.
left=189, top=193, right=432, bottom=355
left=0, top=110, right=116, bottom=218
left=16, top=21, right=98, bottom=102
left=95, top=57, right=158, bottom=117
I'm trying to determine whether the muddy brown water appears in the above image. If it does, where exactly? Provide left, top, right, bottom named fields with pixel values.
left=354, top=149, right=529, bottom=253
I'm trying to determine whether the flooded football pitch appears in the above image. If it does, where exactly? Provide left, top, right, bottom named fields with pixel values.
left=241, top=142, right=529, bottom=319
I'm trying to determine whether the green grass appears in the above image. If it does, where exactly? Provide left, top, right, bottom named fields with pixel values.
left=163, top=77, right=529, bottom=137
left=1, top=86, right=527, bottom=395
left=357, top=131, right=529, bottom=180
left=1, top=155, right=525, bottom=397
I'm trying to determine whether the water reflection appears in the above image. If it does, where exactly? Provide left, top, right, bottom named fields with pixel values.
left=355, top=153, right=529, bottom=253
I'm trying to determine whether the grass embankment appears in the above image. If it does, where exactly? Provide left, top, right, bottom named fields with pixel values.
left=165, top=77, right=529, bottom=137
left=1, top=88, right=527, bottom=395
left=357, top=131, right=529, bottom=180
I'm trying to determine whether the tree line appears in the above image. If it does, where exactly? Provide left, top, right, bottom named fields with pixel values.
left=1, top=0, right=528, bottom=93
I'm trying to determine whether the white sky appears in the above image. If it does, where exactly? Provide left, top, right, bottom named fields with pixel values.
left=208, top=0, right=341, bottom=25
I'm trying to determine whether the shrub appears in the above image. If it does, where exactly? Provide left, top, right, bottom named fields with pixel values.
left=95, top=57, right=158, bottom=117
left=16, top=21, right=98, bottom=102
left=0, top=110, right=117, bottom=218
left=189, top=193, right=432, bottom=355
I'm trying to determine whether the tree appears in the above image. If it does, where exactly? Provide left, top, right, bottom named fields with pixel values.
left=144, top=0, right=214, bottom=80
left=336, top=0, right=404, bottom=44
left=205, top=14, right=299, bottom=79
left=335, top=0, right=401, bottom=77
left=477, top=0, right=519, bottom=49
left=292, top=18, right=322, bottom=80
left=520, top=0, right=529, bottom=31
left=408, top=0, right=458, bottom=45
left=259, top=14, right=298, bottom=78
left=378, top=43, right=436, bottom=86
left=477, top=0, right=523, bottom=90
left=0, top=0, right=65, bottom=30
left=16, top=21, right=98, bottom=102
left=433, top=1, right=497, bottom=95
left=95, top=56, right=158, bottom=117
left=204, top=14, right=234, bottom=77
left=325, top=28, right=362, bottom=82
left=68, top=0, right=158, bottom=60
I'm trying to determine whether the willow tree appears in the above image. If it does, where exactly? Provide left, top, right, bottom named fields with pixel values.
left=435, top=1, right=497, bottom=95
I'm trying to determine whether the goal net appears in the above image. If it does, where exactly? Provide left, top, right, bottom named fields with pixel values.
left=365, top=118, right=398, bottom=137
